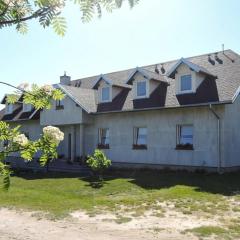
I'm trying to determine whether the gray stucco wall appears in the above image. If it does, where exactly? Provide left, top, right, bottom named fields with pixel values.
left=84, top=105, right=225, bottom=168
left=40, top=95, right=83, bottom=126
left=223, top=95, right=240, bottom=167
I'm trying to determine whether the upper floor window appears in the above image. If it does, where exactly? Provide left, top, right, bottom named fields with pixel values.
left=5, top=104, right=13, bottom=115
left=137, top=81, right=147, bottom=97
left=176, top=124, right=193, bottom=150
left=101, top=87, right=110, bottom=102
left=180, top=74, right=192, bottom=92
left=133, top=127, right=147, bottom=149
left=98, top=128, right=110, bottom=149
left=22, top=103, right=32, bottom=112
left=56, top=99, right=64, bottom=110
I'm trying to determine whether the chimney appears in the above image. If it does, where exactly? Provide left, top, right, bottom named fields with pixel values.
left=60, top=71, right=71, bottom=85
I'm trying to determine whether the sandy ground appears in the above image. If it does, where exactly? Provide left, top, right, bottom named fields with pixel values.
left=0, top=206, right=225, bottom=240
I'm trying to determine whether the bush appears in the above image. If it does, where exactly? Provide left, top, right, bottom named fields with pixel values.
left=86, top=149, right=111, bottom=181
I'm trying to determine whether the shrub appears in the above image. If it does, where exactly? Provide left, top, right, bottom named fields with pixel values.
left=86, top=149, right=111, bottom=181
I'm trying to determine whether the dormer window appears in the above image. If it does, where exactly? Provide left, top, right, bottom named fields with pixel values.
left=101, top=87, right=110, bottom=102
left=180, top=74, right=192, bottom=92
left=5, top=104, right=13, bottom=115
left=22, top=103, right=32, bottom=112
left=137, top=81, right=147, bottom=97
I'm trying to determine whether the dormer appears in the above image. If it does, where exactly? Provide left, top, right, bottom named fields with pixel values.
left=126, top=67, right=167, bottom=100
left=167, top=58, right=217, bottom=95
left=93, top=74, right=131, bottom=103
left=5, top=103, right=13, bottom=115
left=1, top=94, right=19, bottom=115
left=22, top=103, right=32, bottom=112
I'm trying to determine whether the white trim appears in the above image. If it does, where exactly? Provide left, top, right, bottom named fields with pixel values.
left=92, top=74, right=113, bottom=89
left=100, top=86, right=111, bottom=103
left=135, top=80, right=147, bottom=99
left=167, top=58, right=216, bottom=79
left=126, top=67, right=150, bottom=84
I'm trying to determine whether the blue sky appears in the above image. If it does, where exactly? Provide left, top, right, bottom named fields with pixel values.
left=0, top=0, right=240, bottom=104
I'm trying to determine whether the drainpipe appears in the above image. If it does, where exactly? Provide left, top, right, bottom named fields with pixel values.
left=209, top=104, right=221, bottom=173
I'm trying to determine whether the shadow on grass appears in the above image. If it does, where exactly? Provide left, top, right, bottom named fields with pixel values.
left=13, top=169, right=240, bottom=196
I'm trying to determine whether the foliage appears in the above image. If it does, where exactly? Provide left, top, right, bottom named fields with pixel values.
left=0, top=171, right=240, bottom=218
left=0, top=0, right=139, bottom=35
left=86, top=149, right=111, bottom=180
left=0, top=82, right=65, bottom=190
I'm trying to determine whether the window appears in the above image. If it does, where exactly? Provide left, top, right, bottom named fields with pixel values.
left=137, top=81, right=147, bottom=97
left=22, top=103, right=32, bottom=112
left=98, top=128, right=110, bottom=148
left=101, top=87, right=110, bottom=102
left=180, top=74, right=192, bottom=92
left=133, top=127, right=147, bottom=149
left=5, top=104, right=13, bottom=115
left=176, top=125, right=193, bottom=150
left=56, top=99, right=64, bottom=110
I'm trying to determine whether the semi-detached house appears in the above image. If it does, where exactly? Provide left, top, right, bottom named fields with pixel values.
left=1, top=49, right=240, bottom=172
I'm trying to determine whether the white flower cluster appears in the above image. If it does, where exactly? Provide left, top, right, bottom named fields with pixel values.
left=13, top=134, right=28, bottom=147
left=18, top=82, right=29, bottom=91
left=43, top=126, right=64, bottom=145
left=41, top=85, right=54, bottom=95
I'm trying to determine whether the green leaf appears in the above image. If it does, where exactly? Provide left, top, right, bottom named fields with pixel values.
left=51, top=16, right=66, bottom=36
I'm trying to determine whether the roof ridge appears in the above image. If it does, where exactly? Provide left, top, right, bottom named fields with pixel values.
left=71, top=49, right=234, bottom=83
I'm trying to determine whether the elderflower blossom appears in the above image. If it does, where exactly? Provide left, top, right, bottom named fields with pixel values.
left=17, top=82, right=29, bottom=91
left=13, top=134, right=28, bottom=147
left=43, top=126, right=64, bottom=145
left=41, top=85, right=54, bottom=95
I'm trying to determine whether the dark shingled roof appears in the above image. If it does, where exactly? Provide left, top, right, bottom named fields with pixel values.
left=63, top=49, right=240, bottom=113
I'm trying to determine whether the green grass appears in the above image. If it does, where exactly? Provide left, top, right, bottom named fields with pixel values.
left=185, top=226, right=228, bottom=237
left=0, top=170, right=240, bottom=218
left=185, top=224, right=240, bottom=240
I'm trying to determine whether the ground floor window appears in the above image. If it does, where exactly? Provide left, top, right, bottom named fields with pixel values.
left=176, top=124, right=194, bottom=150
left=98, top=128, right=110, bottom=149
left=133, top=127, right=147, bottom=149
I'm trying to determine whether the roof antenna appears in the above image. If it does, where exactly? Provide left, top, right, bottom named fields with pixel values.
left=64, top=71, right=67, bottom=76
left=222, top=44, right=224, bottom=54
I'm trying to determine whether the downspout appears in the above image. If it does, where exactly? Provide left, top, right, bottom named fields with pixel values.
left=209, top=104, right=221, bottom=173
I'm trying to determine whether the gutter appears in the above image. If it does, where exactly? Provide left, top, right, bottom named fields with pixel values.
left=91, top=100, right=232, bottom=115
left=209, top=104, right=222, bottom=173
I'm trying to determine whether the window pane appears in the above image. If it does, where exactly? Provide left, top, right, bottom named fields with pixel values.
left=102, top=87, right=110, bottom=101
left=100, top=128, right=109, bottom=145
left=180, top=75, right=192, bottom=91
left=137, top=82, right=146, bottom=96
left=180, top=125, right=193, bottom=144
left=136, top=127, right=147, bottom=145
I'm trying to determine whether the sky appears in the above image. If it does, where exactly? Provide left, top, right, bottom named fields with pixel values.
left=0, top=0, right=240, bottom=106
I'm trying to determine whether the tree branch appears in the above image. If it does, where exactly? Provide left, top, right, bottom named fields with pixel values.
left=0, top=7, right=48, bottom=26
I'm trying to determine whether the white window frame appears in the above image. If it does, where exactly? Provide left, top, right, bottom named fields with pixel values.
left=5, top=104, right=13, bottom=115
left=101, top=87, right=111, bottom=102
left=133, top=127, right=147, bottom=146
left=176, top=124, right=194, bottom=146
left=22, top=103, right=32, bottom=112
left=180, top=74, right=192, bottom=93
left=98, top=128, right=110, bottom=146
left=136, top=80, right=147, bottom=98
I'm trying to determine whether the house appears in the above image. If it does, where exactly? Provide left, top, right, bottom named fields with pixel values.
left=1, top=49, right=240, bottom=172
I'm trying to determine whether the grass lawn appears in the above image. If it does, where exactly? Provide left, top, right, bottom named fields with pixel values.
left=0, top=170, right=240, bottom=219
